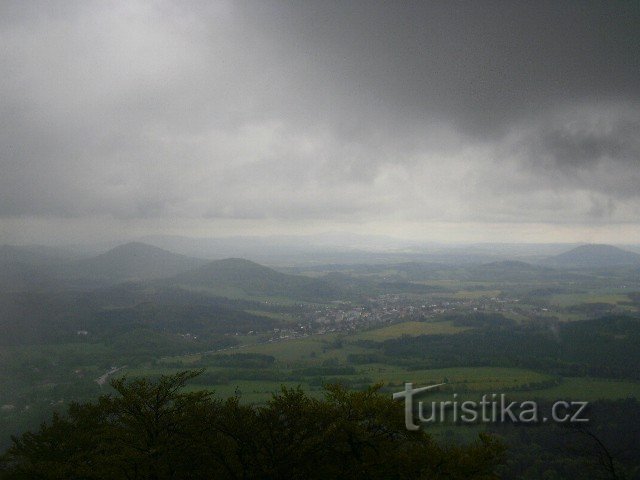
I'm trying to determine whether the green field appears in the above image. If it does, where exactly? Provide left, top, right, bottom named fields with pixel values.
left=550, top=292, right=632, bottom=307
left=526, top=377, right=640, bottom=401
left=148, top=314, right=640, bottom=406
left=356, top=365, right=552, bottom=391
left=350, top=321, right=470, bottom=341
left=190, top=320, right=472, bottom=365
left=122, top=362, right=640, bottom=406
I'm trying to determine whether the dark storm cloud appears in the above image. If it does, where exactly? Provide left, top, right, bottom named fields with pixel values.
left=505, top=105, right=640, bottom=205
left=0, top=0, right=639, bottom=241
left=241, top=0, right=640, bottom=135
left=539, top=117, right=640, bottom=170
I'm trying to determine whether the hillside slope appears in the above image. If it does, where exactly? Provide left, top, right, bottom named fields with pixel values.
left=543, top=244, right=640, bottom=268
left=170, top=258, right=342, bottom=301
left=66, top=242, right=207, bottom=282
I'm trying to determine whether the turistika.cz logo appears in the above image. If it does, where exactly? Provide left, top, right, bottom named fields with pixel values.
left=392, top=382, right=589, bottom=431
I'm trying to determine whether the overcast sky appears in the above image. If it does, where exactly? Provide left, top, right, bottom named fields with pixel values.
left=1, top=1, right=639, bottom=245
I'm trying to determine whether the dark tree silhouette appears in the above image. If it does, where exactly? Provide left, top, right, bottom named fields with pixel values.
left=0, top=371, right=504, bottom=480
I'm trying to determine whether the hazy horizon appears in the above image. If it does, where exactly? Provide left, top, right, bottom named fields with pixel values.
left=5, top=231, right=640, bottom=262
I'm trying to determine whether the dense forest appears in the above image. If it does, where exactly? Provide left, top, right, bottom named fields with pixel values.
left=0, top=371, right=504, bottom=480
left=376, top=314, right=640, bottom=380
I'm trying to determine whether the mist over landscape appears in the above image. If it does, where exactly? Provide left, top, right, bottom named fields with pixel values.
left=1, top=2, right=640, bottom=479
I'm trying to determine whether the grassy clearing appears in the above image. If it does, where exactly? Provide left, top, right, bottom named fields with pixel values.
left=350, top=321, right=470, bottom=341
left=120, top=364, right=640, bottom=406
left=205, top=320, right=471, bottom=366
left=422, top=377, right=640, bottom=403
left=209, top=334, right=362, bottom=366
left=526, top=377, right=640, bottom=401
left=208, top=321, right=469, bottom=365
left=358, top=365, right=553, bottom=391
left=162, top=366, right=558, bottom=404
left=550, top=293, right=630, bottom=307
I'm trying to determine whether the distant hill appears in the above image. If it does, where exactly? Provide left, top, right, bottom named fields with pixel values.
left=170, top=258, right=342, bottom=301
left=65, top=242, right=207, bottom=282
left=543, top=244, right=640, bottom=268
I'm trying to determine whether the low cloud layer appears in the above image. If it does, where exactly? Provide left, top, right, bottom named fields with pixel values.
left=1, top=1, right=639, bottom=244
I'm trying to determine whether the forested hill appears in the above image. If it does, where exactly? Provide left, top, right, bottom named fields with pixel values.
left=65, top=242, right=207, bottom=281
left=169, top=257, right=343, bottom=301
left=543, top=244, right=640, bottom=268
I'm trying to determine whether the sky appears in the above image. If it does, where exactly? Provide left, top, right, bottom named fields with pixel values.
left=1, top=1, right=639, bottom=245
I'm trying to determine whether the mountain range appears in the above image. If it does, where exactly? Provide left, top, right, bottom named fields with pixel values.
left=1, top=241, right=639, bottom=298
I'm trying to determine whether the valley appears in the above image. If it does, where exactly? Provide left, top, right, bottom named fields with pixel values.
left=1, top=241, right=640, bottom=477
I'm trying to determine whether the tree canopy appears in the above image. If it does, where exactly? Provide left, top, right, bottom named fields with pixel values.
left=0, top=371, right=504, bottom=480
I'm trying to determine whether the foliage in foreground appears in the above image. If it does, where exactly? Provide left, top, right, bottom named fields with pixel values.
left=0, top=371, right=504, bottom=480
